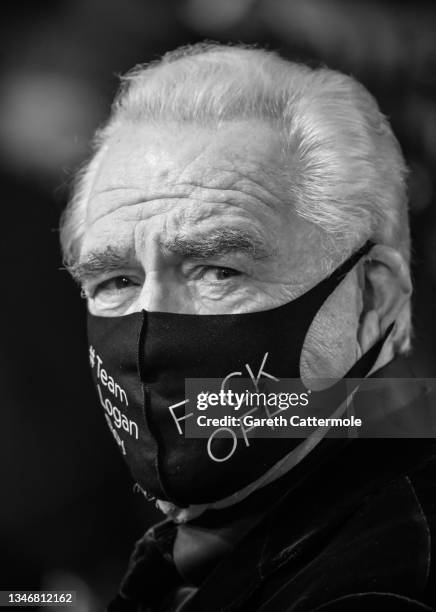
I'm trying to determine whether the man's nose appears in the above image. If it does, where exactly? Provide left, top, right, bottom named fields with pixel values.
left=135, top=269, right=191, bottom=314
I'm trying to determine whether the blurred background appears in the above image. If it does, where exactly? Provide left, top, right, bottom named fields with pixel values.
left=1, top=0, right=435, bottom=609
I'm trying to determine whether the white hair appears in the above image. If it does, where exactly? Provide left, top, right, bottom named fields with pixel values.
left=60, top=42, right=411, bottom=351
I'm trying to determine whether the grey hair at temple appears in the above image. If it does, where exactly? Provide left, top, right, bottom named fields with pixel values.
left=59, top=42, right=411, bottom=351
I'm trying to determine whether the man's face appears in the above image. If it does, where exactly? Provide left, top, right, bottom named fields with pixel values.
left=77, top=120, right=362, bottom=380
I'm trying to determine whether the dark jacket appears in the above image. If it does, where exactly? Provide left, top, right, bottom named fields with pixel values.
left=108, top=358, right=436, bottom=612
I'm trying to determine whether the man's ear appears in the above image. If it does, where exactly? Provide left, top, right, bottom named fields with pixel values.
left=357, top=244, right=412, bottom=357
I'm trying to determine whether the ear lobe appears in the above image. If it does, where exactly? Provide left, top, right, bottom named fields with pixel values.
left=361, top=244, right=412, bottom=335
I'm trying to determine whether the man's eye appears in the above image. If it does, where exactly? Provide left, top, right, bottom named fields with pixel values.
left=93, top=276, right=140, bottom=297
left=200, top=266, right=241, bottom=282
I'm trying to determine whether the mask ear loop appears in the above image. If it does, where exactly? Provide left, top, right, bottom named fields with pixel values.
left=297, top=240, right=375, bottom=380
left=327, top=240, right=375, bottom=287
left=357, top=243, right=398, bottom=373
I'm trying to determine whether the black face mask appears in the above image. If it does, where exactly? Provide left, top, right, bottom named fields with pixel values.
left=87, top=241, right=388, bottom=507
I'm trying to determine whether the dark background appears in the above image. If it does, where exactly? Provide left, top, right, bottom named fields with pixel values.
left=0, top=0, right=435, bottom=609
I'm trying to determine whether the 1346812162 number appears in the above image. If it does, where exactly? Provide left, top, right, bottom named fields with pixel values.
left=1, top=592, right=75, bottom=606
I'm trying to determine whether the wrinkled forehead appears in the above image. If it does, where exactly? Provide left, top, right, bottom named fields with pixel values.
left=86, top=120, right=289, bottom=227
left=77, top=120, right=326, bottom=275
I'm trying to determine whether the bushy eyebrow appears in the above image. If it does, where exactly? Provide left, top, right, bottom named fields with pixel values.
left=68, top=228, right=272, bottom=283
left=68, top=246, right=134, bottom=284
left=162, top=228, right=272, bottom=260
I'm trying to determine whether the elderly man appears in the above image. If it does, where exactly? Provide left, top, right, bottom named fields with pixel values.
left=61, top=44, right=436, bottom=611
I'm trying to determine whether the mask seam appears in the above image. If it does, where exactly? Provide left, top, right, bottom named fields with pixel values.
left=137, top=310, right=181, bottom=505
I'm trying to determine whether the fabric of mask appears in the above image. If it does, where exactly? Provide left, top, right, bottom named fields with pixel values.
left=87, top=241, right=389, bottom=507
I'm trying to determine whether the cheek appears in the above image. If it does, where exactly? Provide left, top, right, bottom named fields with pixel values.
left=193, top=281, right=290, bottom=314
left=300, top=274, right=361, bottom=388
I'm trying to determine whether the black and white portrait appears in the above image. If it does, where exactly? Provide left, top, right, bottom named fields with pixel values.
left=1, top=2, right=436, bottom=611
